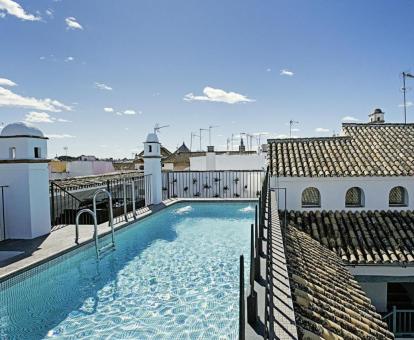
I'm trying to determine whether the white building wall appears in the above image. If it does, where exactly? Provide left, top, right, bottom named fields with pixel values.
left=190, top=153, right=265, bottom=171
left=0, top=163, right=50, bottom=239
left=66, top=161, right=115, bottom=178
left=271, top=176, right=414, bottom=211
left=0, top=137, right=47, bottom=160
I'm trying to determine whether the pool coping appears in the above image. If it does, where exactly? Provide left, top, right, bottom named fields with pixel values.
left=0, top=198, right=257, bottom=283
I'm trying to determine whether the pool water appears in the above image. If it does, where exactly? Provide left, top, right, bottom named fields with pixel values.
left=0, top=203, right=254, bottom=339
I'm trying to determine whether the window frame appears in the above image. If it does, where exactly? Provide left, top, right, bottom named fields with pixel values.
left=345, top=187, right=365, bottom=208
left=301, top=187, right=321, bottom=208
left=389, top=186, right=408, bottom=207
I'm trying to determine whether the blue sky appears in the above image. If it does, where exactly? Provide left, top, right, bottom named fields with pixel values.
left=1, top=0, right=414, bottom=158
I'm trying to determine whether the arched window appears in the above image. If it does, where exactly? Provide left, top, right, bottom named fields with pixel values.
left=301, top=187, right=321, bottom=208
left=389, top=186, right=408, bottom=207
left=345, top=187, right=364, bottom=207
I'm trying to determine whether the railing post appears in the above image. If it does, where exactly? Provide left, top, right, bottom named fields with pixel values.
left=247, top=224, right=258, bottom=326
left=50, top=182, right=55, bottom=227
left=255, top=205, right=261, bottom=281
left=393, top=305, right=397, bottom=334
left=123, top=179, right=128, bottom=222
left=239, top=255, right=245, bottom=340
left=131, top=179, right=136, bottom=219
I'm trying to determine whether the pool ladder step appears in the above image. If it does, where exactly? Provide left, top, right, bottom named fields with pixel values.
left=75, top=189, right=115, bottom=260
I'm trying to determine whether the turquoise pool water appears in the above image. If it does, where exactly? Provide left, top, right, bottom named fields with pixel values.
left=0, top=202, right=254, bottom=339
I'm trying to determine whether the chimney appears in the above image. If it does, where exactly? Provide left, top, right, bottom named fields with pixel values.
left=369, top=108, right=385, bottom=124
left=239, top=138, right=246, bottom=152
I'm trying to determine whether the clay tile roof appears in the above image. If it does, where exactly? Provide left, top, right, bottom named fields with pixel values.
left=284, top=210, right=414, bottom=265
left=268, top=123, right=414, bottom=177
left=285, top=225, right=394, bottom=339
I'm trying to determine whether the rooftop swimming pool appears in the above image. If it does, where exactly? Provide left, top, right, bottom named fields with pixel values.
left=0, top=202, right=254, bottom=339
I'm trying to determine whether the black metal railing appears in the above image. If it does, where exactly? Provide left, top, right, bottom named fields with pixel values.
left=383, top=306, right=414, bottom=337
left=0, top=185, right=8, bottom=241
left=50, top=174, right=152, bottom=228
left=162, top=170, right=264, bottom=200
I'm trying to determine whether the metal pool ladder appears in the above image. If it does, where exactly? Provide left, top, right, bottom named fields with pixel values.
left=75, top=189, right=115, bottom=259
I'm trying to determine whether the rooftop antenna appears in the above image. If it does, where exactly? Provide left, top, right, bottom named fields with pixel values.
left=208, top=125, right=219, bottom=146
left=63, top=146, right=68, bottom=159
left=289, top=120, right=299, bottom=138
left=154, top=123, right=169, bottom=134
left=231, top=133, right=235, bottom=151
left=190, top=132, right=199, bottom=152
left=199, top=128, right=208, bottom=151
left=402, top=72, right=414, bottom=124
left=226, top=137, right=230, bottom=151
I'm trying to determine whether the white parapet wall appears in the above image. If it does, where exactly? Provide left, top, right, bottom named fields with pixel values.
left=190, top=153, right=266, bottom=171
left=0, top=163, right=51, bottom=239
left=271, top=176, right=414, bottom=211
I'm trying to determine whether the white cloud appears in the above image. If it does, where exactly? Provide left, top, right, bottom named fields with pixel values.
left=0, top=0, right=41, bottom=21
left=95, top=82, right=112, bottom=91
left=184, top=86, right=254, bottom=104
left=398, top=101, right=413, bottom=108
left=39, top=56, right=45, bottom=60
left=291, top=128, right=300, bottom=132
left=315, top=127, right=330, bottom=133
left=0, top=86, right=71, bottom=112
left=65, top=56, right=74, bottom=62
left=46, top=134, right=75, bottom=139
left=280, top=69, right=294, bottom=76
left=115, top=111, right=122, bottom=116
left=342, top=116, right=360, bottom=122
left=104, top=107, right=114, bottom=112
left=24, top=111, right=71, bottom=123
left=0, top=77, right=17, bottom=86
left=45, top=9, right=53, bottom=17
left=123, top=109, right=137, bottom=115
left=65, top=17, right=82, bottom=30
left=25, top=111, right=54, bottom=123
left=266, top=68, right=272, bottom=72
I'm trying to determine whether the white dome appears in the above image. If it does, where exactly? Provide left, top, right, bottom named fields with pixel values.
left=145, top=133, right=159, bottom=143
left=1, top=122, right=44, bottom=138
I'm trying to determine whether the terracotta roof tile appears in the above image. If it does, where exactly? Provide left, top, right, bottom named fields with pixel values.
left=285, top=225, right=394, bottom=339
left=284, top=210, right=414, bottom=265
left=269, top=123, right=414, bottom=177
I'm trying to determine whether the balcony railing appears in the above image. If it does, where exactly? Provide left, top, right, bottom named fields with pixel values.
left=162, top=170, right=264, bottom=200
left=383, top=306, right=414, bottom=337
left=50, top=174, right=151, bottom=229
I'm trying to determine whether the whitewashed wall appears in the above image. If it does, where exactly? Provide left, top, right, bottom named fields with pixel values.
left=49, top=161, right=115, bottom=180
left=190, top=153, right=266, bottom=171
left=271, top=176, right=414, bottom=211
left=0, top=137, right=47, bottom=160
left=0, top=163, right=50, bottom=239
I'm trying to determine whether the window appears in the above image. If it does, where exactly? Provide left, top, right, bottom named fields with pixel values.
left=139, top=165, right=144, bottom=170
left=301, top=187, right=321, bottom=207
left=389, top=186, right=408, bottom=207
left=148, top=145, right=152, bottom=152
left=34, top=147, right=41, bottom=158
left=345, top=187, right=364, bottom=207
left=9, top=147, right=16, bottom=160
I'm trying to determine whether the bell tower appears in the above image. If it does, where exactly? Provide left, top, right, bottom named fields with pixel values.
left=369, top=108, right=385, bottom=124
left=143, top=132, right=162, bottom=205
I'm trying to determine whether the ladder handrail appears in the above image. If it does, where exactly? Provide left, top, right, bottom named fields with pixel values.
left=75, top=209, right=99, bottom=258
left=92, top=188, right=115, bottom=248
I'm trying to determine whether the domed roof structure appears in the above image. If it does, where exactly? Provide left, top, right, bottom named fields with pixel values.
left=1, top=122, right=44, bottom=138
left=145, top=133, right=159, bottom=143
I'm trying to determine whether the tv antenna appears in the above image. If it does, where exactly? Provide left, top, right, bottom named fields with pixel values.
left=154, top=123, right=169, bottom=134
left=289, top=120, right=299, bottom=138
left=402, top=72, right=414, bottom=124
left=190, top=132, right=199, bottom=152
left=199, top=128, right=208, bottom=151
left=208, top=125, right=219, bottom=146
